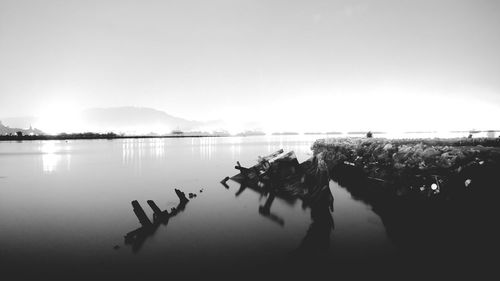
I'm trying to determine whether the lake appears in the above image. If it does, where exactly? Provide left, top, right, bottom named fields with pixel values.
left=0, top=136, right=400, bottom=279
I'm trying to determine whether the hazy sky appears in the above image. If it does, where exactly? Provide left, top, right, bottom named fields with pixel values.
left=1, top=0, right=499, bottom=132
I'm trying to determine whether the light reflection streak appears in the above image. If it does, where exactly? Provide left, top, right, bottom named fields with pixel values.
left=229, top=137, right=242, bottom=160
left=42, top=153, right=60, bottom=173
left=40, top=141, right=71, bottom=174
left=122, top=139, right=168, bottom=170
left=198, top=137, right=217, bottom=160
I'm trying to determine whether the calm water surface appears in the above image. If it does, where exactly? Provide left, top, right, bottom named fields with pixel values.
left=0, top=136, right=395, bottom=278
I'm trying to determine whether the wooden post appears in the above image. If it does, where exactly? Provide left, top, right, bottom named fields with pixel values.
left=131, top=200, right=152, bottom=227
left=221, top=181, right=230, bottom=189
left=234, top=166, right=251, bottom=172
left=174, top=189, right=189, bottom=204
left=147, top=200, right=164, bottom=216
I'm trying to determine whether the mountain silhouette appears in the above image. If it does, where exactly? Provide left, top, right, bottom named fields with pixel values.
left=0, top=116, right=38, bottom=129
left=0, top=121, right=44, bottom=135
left=80, top=107, right=204, bottom=133
left=1, top=107, right=235, bottom=134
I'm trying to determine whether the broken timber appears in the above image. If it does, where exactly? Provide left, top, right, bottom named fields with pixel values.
left=221, top=149, right=334, bottom=228
left=132, top=200, right=152, bottom=227
left=225, top=149, right=331, bottom=209
left=124, top=188, right=189, bottom=252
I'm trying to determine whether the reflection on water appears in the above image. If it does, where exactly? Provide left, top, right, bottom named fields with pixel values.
left=42, top=153, right=61, bottom=173
left=227, top=153, right=336, bottom=260
left=230, top=137, right=242, bottom=159
left=122, top=137, right=221, bottom=164
left=118, top=136, right=320, bottom=170
left=39, top=141, right=71, bottom=174
left=197, top=137, right=217, bottom=160
left=122, top=138, right=169, bottom=164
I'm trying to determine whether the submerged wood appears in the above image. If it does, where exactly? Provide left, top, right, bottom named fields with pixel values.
left=174, top=188, right=189, bottom=204
left=132, top=200, right=152, bottom=227
left=147, top=200, right=168, bottom=219
left=124, top=189, right=189, bottom=252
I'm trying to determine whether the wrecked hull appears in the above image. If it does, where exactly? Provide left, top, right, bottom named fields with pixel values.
left=124, top=189, right=190, bottom=253
left=228, top=149, right=331, bottom=206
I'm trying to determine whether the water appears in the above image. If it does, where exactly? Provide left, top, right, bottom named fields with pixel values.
left=0, top=136, right=396, bottom=279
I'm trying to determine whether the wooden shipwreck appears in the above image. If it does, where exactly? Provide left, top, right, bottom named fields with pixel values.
left=223, top=149, right=333, bottom=215
left=124, top=189, right=189, bottom=252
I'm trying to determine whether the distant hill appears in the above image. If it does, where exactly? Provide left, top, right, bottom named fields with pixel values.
left=0, top=121, right=44, bottom=135
left=236, top=130, right=266, bottom=136
left=80, top=107, right=204, bottom=134
left=1, top=106, right=257, bottom=135
left=271, top=132, right=299, bottom=135
left=1, top=116, right=38, bottom=129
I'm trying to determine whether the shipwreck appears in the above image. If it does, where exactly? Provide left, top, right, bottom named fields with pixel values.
left=124, top=189, right=190, bottom=252
left=223, top=149, right=333, bottom=210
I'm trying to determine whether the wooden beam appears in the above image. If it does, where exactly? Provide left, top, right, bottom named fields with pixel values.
left=131, top=200, right=152, bottom=227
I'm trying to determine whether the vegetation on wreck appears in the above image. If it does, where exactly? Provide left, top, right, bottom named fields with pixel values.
left=312, top=137, right=500, bottom=201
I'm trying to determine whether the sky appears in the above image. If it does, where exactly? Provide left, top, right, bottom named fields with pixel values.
left=1, top=0, right=499, bottom=133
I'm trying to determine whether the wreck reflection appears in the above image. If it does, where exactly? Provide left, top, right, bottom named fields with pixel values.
left=225, top=150, right=335, bottom=258
left=258, top=192, right=285, bottom=226
left=295, top=184, right=334, bottom=259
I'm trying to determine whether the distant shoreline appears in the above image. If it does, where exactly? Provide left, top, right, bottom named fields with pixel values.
left=0, top=134, right=230, bottom=141
left=1, top=130, right=499, bottom=141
